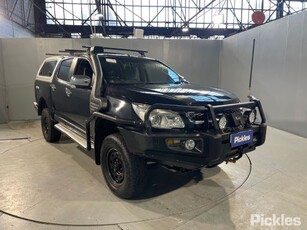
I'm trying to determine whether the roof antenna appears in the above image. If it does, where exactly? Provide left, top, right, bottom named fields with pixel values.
left=248, top=39, right=256, bottom=96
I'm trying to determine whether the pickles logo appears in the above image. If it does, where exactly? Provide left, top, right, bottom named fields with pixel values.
left=231, top=130, right=253, bottom=147
left=234, top=134, right=251, bottom=143
left=251, top=214, right=301, bottom=226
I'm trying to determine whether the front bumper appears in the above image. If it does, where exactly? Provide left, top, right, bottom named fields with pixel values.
left=120, top=124, right=266, bottom=170
left=119, top=96, right=267, bottom=169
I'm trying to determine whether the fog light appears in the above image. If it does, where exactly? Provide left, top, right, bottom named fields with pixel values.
left=218, top=115, right=227, bottom=130
left=249, top=110, right=256, bottom=124
left=184, top=139, right=196, bottom=151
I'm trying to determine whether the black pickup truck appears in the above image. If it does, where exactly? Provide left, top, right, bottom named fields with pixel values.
left=34, top=46, right=266, bottom=199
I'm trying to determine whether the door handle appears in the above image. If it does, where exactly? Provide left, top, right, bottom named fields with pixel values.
left=50, top=84, right=56, bottom=91
left=65, top=87, right=72, bottom=97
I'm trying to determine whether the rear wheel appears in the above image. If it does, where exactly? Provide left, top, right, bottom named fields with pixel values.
left=41, top=108, right=61, bottom=142
left=101, top=133, right=147, bottom=199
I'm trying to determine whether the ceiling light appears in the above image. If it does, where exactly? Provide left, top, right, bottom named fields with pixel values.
left=182, top=26, right=189, bottom=32
left=95, top=13, right=104, bottom=19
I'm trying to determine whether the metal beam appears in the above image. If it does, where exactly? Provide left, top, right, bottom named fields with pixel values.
left=112, top=0, right=148, bottom=24
left=229, top=0, right=245, bottom=30
left=26, top=0, right=33, bottom=26
left=277, top=0, right=285, bottom=18
left=32, top=0, right=307, bottom=38
left=9, top=0, right=18, bottom=18
left=147, top=7, right=165, bottom=27
left=42, top=24, right=240, bottom=38
left=106, top=0, right=127, bottom=26
left=169, top=0, right=217, bottom=36
left=32, top=0, right=69, bottom=36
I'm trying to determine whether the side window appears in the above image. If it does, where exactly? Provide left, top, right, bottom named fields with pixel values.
left=57, top=59, right=73, bottom=82
left=74, top=59, right=93, bottom=78
left=39, top=60, right=57, bottom=77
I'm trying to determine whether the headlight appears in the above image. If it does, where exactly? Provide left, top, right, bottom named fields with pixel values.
left=150, top=109, right=185, bottom=129
left=132, top=103, right=185, bottom=129
left=132, top=103, right=150, bottom=121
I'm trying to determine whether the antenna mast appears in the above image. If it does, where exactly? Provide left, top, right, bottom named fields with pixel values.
left=249, top=39, right=256, bottom=96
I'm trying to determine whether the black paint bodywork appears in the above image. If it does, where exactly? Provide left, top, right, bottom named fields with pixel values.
left=35, top=47, right=266, bottom=170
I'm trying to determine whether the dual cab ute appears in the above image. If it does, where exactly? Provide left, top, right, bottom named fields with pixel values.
left=34, top=46, right=266, bottom=199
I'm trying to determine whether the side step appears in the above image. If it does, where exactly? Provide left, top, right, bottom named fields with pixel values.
left=55, top=123, right=93, bottom=149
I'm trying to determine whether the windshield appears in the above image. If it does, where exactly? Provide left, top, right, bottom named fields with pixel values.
left=98, top=56, right=182, bottom=84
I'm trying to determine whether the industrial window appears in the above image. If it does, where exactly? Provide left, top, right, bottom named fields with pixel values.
left=44, top=1, right=307, bottom=28
left=42, top=1, right=307, bottom=38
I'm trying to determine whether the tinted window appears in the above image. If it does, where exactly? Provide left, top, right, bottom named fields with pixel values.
left=74, top=59, right=93, bottom=77
left=58, top=59, right=73, bottom=81
left=39, top=60, right=57, bottom=77
left=98, top=56, right=181, bottom=84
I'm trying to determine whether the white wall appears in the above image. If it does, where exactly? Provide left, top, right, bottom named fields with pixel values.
left=0, top=41, right=7, bottom=123
left=220, top=11, right=307, bottom=137
left=0, top=38, right=221, bottom=122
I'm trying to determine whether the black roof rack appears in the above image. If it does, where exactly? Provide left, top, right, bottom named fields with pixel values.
left=82, top=46, right=148, bottom=56
left=59, top=49, right=87, bottom=55
left=46, top=46, right=148, bottom=57
left=45, top=53, right=63, bottom=56
left=45, top=49, right=87, bottom=56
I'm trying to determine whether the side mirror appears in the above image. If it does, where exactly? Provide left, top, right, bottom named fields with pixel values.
left=70, top=75, right=91, bottom=88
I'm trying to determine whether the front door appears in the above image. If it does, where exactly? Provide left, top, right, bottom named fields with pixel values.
left=65, top=58, right=93, bottom=128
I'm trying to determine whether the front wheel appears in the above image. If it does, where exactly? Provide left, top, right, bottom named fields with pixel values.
left=101, top=133, right=147, bottom=199
left=41, top=108, right=61, bottom=142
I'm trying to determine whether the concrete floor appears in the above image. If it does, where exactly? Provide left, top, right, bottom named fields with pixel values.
left=0, top=121, right=306, bottom=230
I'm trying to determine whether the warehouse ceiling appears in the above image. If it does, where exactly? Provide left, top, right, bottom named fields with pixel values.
left=2, top=0, right=307, bottom=39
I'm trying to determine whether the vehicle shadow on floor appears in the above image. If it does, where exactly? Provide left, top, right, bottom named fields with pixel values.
left=56, top=136, right=223, bottom=199
left=137, top=165, right=221, bottom=199
left=52, top=137, right=237, bottom=229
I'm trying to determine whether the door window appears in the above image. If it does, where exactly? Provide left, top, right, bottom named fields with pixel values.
left=74, top=59, right=93, bottom=78
left=57, top=59, right=73, bottom=82
left=39, top=60, right=57, bottom=77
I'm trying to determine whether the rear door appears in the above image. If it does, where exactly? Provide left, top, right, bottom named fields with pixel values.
left=51, top=58, right=74, bottom=121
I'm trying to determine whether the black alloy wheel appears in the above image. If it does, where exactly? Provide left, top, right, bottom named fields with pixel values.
left=106, top=148, right=125, bottom=184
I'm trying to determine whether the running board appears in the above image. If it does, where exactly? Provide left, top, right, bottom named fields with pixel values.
left=55, top=123, right=93, bottom=149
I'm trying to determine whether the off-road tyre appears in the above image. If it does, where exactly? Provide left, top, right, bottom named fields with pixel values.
left=101, top=133, right=147, bottom=199
left=41, top=108, right=61, bottom=142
